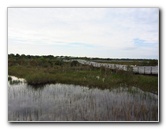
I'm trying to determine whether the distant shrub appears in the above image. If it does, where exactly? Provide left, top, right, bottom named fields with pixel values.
left=70, top=61, right=79, bottom=67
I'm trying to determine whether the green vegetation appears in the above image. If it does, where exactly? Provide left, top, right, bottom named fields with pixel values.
left=59, top=56, right=158, bottom=66
left=94, top=60, right=158, bottom=66
left=8, top=54, right=158, bottom=94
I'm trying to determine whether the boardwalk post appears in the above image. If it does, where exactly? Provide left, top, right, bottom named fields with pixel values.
left=77, top=60, right=157, bottom=75
left=151, top=67, right=152, bottom=74
left=144, top=67, right=145, bottom=74
left=137, top=67, right=139, bottom=74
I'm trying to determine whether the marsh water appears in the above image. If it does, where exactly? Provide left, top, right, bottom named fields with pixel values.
left=8, top=76, right=158, bottom=121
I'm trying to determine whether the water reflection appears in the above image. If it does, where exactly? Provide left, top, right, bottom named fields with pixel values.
left=8, top=76, right=158, bottom=121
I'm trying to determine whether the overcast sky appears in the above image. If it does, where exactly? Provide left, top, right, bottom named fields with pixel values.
left=8, top=8, right=159, bottom=59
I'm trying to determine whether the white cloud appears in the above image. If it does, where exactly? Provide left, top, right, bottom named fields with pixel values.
left=8, top=8, right=159, bottom=59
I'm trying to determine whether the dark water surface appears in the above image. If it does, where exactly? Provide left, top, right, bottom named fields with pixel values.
left=8, top=76, right=158, bottom=121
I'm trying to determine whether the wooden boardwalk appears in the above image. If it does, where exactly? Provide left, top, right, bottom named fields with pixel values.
left=76, top=60, right=158, bottom=75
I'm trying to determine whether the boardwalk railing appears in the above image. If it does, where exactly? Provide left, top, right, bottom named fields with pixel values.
left=74, top=59, right=158, bottom=75
left=132, top=66, right=158, bottom=75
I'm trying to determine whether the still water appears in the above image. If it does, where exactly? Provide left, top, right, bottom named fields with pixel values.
left=8, top=76, right=158, bottom=121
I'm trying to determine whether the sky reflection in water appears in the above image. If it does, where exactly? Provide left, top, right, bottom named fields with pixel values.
left=8, top=76, right=158, bottom=121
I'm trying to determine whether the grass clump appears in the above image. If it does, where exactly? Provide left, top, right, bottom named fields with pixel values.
left=25, top=73, right=56, bottom=85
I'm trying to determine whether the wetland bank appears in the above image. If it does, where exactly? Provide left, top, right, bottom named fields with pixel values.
left=8, top=54, right=158, bottom=121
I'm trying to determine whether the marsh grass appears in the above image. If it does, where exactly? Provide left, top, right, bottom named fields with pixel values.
left=25, top=73, right=56, bottom=85
left=8, top=63, right=158, bottom=94
left=8, top=55, right=158, bottom=121
left=95, top=60, right=158, bottom=66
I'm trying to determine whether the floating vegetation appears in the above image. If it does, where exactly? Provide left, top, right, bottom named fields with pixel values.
left=8, top=76, right=26, bottom=85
